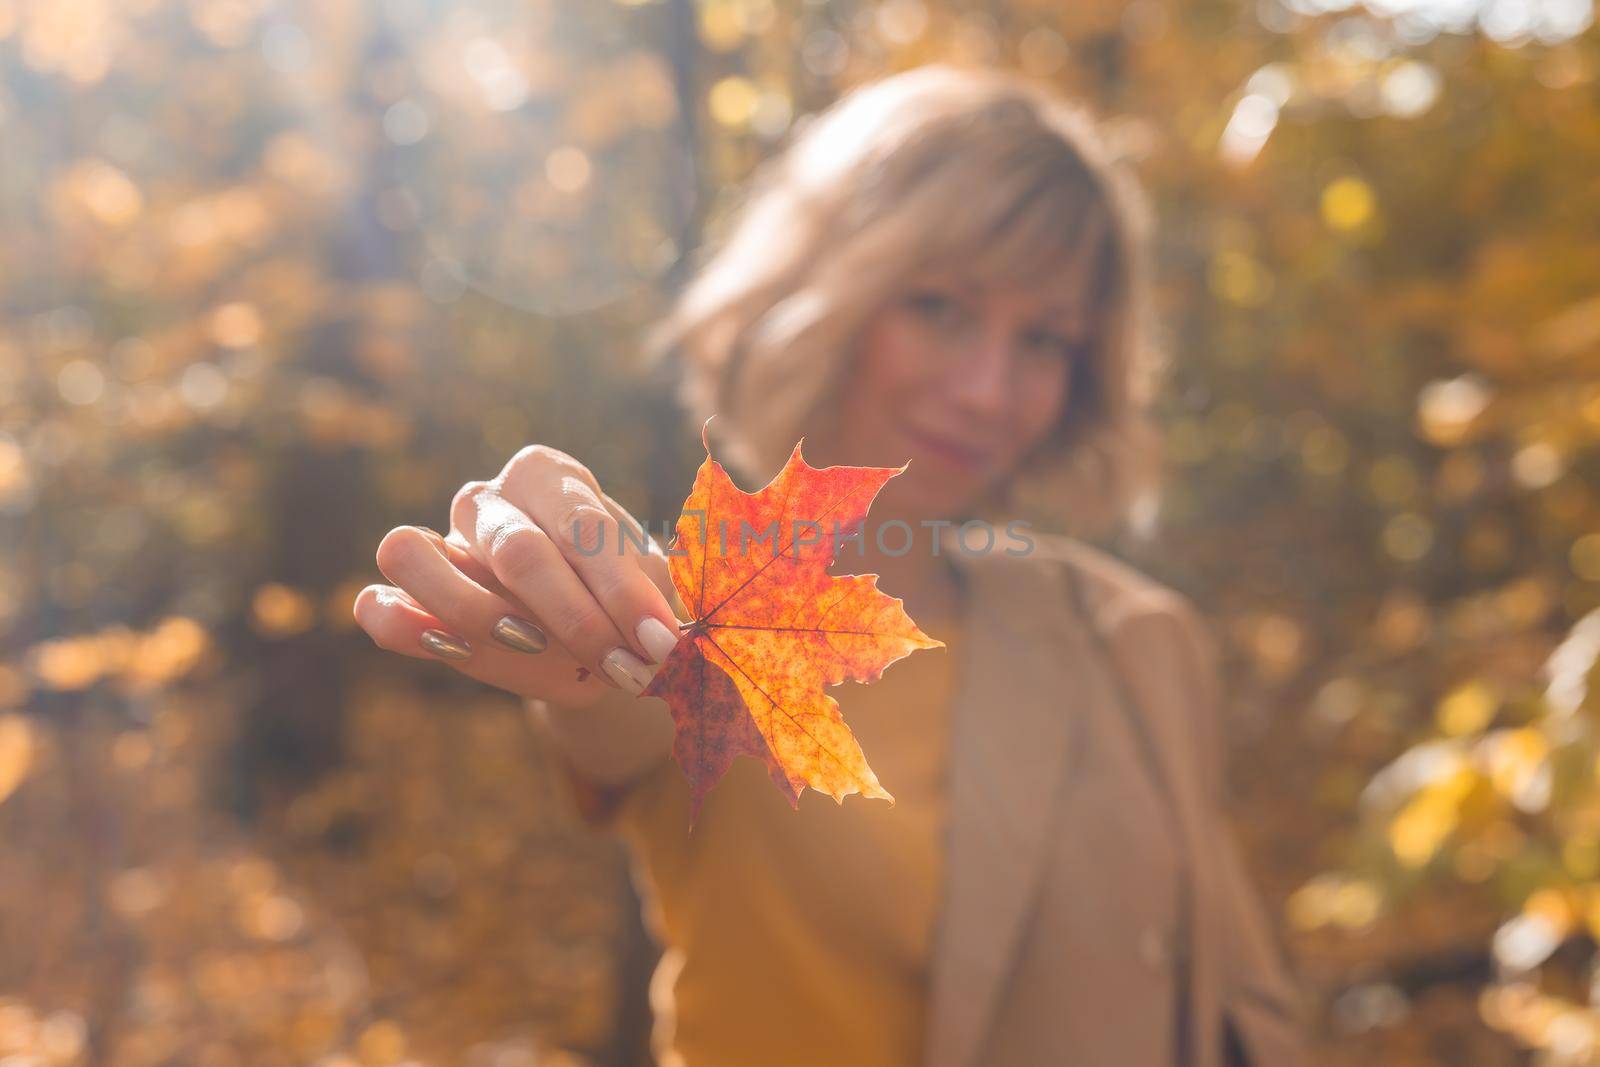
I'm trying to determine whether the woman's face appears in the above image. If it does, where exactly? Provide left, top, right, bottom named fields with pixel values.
left=827, top=266, right=1097, bottom=519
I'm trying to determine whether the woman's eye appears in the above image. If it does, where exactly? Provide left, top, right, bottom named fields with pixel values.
left=1024, top=331, right=1079, bottom=358
left=906, top=290, right=956, bottom=318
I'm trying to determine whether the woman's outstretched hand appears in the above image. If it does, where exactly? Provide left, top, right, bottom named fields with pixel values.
left=353, top=444, right=685, bottom=710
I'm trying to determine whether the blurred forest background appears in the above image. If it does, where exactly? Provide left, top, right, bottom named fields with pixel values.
left=3, top=0, right=1600, bottom=1064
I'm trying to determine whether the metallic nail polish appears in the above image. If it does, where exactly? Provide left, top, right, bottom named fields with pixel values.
left=420, top=629, right=472, bottom=660
left=492, top=615, right=548, bottom=654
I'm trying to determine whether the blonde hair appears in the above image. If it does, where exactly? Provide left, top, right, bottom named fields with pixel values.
left=642, top=63, right=1161, bottom=536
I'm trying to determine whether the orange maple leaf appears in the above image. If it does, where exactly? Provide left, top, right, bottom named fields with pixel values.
left=643, top=422, right=945, bottom=822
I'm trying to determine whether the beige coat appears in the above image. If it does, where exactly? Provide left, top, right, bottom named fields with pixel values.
left=551, top=528, right=1315, bottom=1066
left=924, top=528, right=1313, bottom=1067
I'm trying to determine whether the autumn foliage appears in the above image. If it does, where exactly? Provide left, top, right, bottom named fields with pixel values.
left=4, top=1, right=1600, bottom=1065
left=644, top=424, right=942, bottom=822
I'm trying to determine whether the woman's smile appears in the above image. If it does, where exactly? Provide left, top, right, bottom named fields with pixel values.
left=896, top=420, right=993, bottom=476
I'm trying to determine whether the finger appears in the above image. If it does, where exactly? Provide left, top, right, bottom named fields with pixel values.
left=451, top=482, right=660, bottom=694
left=353, top=581, right=473, bottom=662
left=401, top=523, right=527, bottom=608
left=353, top=582, right=608, bottom=705
left=353, top=581, right=442, bottom=657
left=375, top=524, right=554, bottom=659
left=410, top=523, right=545, bottom=625
left=435, top=525, right=507, bottom=594
left=597, top=489, right=683, bottom=616
left=496, top=450, right=682, bottom=664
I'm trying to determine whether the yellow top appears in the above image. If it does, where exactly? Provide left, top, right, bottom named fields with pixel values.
left=614, top=611, right=962, bottom=1067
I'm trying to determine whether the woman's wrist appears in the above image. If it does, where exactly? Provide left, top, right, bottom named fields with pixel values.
left=524, top=686, right=675, bottom=788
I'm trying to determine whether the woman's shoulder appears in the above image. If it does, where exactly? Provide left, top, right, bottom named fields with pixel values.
left=943, top=523, right=1216, bottom=681
left=1016, top=530, right=1208, bottom=645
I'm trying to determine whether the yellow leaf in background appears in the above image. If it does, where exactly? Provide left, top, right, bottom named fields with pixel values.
left=1389, top=767, right=1479, bottom=868
left=30, top=635, right=104, bottom=690
left=708, top=76, right=759, bottom=128
left=252, top=585, right=317, bottom=638
left=357, top=1020, right=407, bottom=1065
left=1523, top=886, right=1576, bottom=933
left=1286, top=872, right=1381, bottom=931
left=1437, top=680, right=1498, bottom=736
left=129, top=617, right=211, bottom=688
left=1321, top=176, right=1375, bottom=231
left=0, top=714, right=35, bottom=806
left=1483, top=727, right=1551, bottom=813
left=1389, top=793, right=1456, bottom=868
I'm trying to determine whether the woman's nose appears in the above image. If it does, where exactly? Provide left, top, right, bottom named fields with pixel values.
left=943, top=322, right=1015, bottom=416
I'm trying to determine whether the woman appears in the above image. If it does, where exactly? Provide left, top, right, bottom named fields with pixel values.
left=354, top=64, right=1312, bottom=1067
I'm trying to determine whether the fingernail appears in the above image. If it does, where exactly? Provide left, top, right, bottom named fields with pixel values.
left=601, top=646, right=652, bottom=695
left=420, top=629, right=472, bottom=660
left=636, top=616, right=680, bottom=664
left=416, top=526, right=448, bottom=551
left=492, top=615, right=548, bottom=654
